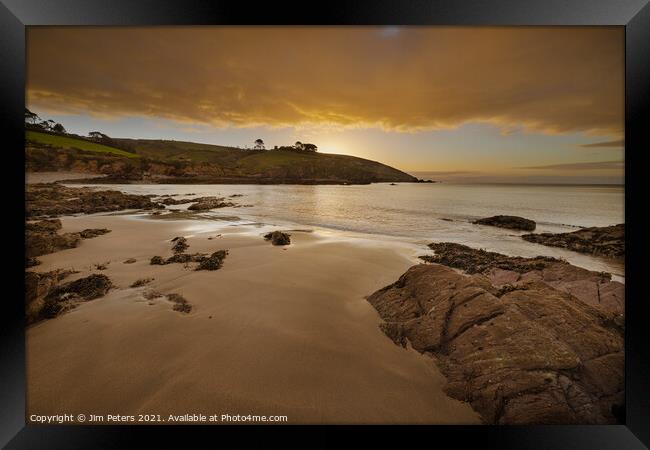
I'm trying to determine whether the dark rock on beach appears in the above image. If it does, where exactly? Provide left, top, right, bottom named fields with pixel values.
left=166, top=252, right=209, bottom=264
left=25, top=218, right=112, bottom=258
left=78, top=228, right=111, bottom=239
left=473, top=215, right=536, bottom=231
left=195, top=250, right=228, bottom=271
left=421, top=242, right=624, bottom=315
left=264, top=231, right=291, bottom=246
left=367, top=262, right=624, bottom=425
left=25, top=257, right=41, bottom=268
left=522, top=224, right=624, bottom=259
left=46, top=273, right=113, bottom=302
left=26, top=270, right=71, bottom=324
left=150, top=256, right=166, bottom=265
left=26, top=273, right=113, bottom=323
left=171, top=236, right=189, bottom=254
left=149, top=246, right=227, bottom=269
left=26, top=183, right=164, bottom=218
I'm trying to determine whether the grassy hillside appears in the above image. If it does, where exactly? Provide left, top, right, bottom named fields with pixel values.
left=115, top=138, right=236, bottom=162
left=27, top=131, right=139, bottom=159
left=27, top=134, right=419, bottom=184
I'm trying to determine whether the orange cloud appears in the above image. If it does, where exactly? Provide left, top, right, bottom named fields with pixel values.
left=27, top=26, right=624, bottom=137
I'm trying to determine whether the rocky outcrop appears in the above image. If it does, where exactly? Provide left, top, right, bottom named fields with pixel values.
left=25, top=269, right=77, bottom=322
left=421, top=243, right=624, bottom=316
left=26, top=183, right=164, bottom=218
left=473, top=215, right=536, bottom=231
left=367, top=263, right=624, bottom=425
left=264, top=231, right=291, bottom=246
left=522, top=224, right=624, bottom=259
left=187, top=196, right=235, bottom=211
left=26, top=272, right=112, bottom=323
left=25, top=218, right=112, bottom=258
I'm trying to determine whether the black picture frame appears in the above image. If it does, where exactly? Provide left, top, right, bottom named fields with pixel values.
left=2, top=1, right=649, bottom=447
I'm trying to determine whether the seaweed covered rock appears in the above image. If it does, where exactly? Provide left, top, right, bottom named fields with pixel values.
left=171, top=236, right=189, bottom=253
left=473, top=215, right=536, bottom=231
left=367, top=264, right=624, bottom=425
left=46, top=274, right=113, bottom=301
left=264, top=231, right=291, bottom=246
left=166, top=253, right=208, bottom=264
left=195, top=250, right=228, bottom=271
left=150, top=256, right=166, bottom=265
left=78, top=228, right=111, bottom=239
left=522, top=224, right=624, bottom=259
left=167, top=293, right=192, bottom=313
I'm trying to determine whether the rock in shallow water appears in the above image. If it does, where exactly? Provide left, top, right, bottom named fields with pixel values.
left=473, top=215, right=536, bottom=231
left=187, top=196, right=235, bottom=211
left=522, top=224, right=624, bottom=259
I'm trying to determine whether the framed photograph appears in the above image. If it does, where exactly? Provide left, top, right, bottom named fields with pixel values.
left=2, top=0, right=649, bottom=447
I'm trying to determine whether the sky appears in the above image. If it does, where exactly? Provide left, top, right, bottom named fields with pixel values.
left=26, top=26, right=624, bottom=184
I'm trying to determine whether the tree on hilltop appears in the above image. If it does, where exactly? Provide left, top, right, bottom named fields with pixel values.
left=254, top=138, right=265, bottom=150
left=88, top=131, right=109, bottom=140
left=25, top=108, right=39, bottom=125
left=52, top=123, right=66, bottom=134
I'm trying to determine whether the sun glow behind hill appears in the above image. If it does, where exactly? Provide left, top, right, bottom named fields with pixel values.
left=27, top=27, right=624, bottom=183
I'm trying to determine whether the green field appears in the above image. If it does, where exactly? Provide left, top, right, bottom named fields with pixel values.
left=26, top=131, right=140, bottom=158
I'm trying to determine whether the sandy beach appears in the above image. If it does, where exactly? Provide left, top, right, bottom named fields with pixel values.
left=26, top=212, right=481, bottom=424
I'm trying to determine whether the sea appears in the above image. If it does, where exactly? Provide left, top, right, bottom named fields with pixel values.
left=74, top=182, right=625, bottom=279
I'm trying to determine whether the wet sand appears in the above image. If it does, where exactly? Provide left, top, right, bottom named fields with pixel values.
left=26, top=213, right=480, bottom=424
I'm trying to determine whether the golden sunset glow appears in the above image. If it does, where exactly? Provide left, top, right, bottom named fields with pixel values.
left=26, top=26, right=625, bottom=182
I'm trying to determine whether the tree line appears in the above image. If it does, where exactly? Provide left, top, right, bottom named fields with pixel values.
left=25, top=108, right=67, bottom=134
left=253, top=139, right=318, bottom=152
